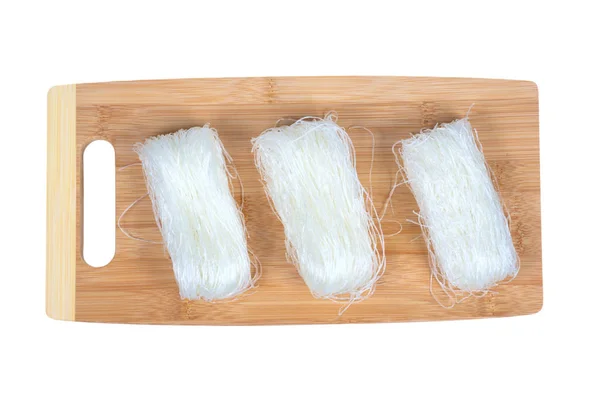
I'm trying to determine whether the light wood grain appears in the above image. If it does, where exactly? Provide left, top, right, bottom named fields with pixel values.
left=51, top=77, right=541, bottom=324
left=46, top=85, right=76, bottom=320
left=77, top=77, right=537, bottom=106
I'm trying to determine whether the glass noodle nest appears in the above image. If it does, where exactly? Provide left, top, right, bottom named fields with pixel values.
left=252, top=113, right=386, bottom=313
left=391, top=117, right=519, bottom=308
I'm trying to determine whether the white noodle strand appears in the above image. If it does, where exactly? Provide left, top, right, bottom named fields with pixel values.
left=134, top=125, right=259, bottom=301
left=394, top=117, right=519, bottom=308
left=252, top=114, right=386, bottom=312
left=117, top=192, right=162, bottom=244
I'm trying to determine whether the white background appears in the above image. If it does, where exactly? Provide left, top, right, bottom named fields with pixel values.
left=1, top=1, right=598, bottom=409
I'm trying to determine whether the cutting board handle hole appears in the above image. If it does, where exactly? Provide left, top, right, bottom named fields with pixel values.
left=83, top=140, right=116, bottom=267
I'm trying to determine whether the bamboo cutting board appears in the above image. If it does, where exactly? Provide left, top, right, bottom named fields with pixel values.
left=47, top=77, right=542, bottom=324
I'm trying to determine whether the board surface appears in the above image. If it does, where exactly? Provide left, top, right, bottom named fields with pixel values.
left=47, top=77, right=542, bottom=324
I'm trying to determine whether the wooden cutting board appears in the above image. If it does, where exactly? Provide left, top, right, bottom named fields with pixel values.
left=46, top=76, right=542, bottom=324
